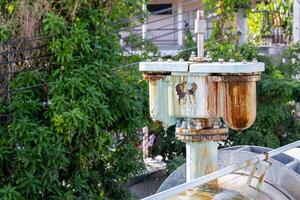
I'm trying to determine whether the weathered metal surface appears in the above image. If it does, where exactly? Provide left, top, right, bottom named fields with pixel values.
left=148, top=79, right=176, bottom=127
left=168, top=76, right=220, bottom=118
left=176, top=133, right=228, bottom=142
left=224, top=81, right=257, bottom=131
left=143, top=73, right=167, bottom=81
left=186, top=142, right=218, bottom=188
left=208, top=74, right=261, bottom=82
left=144, top=72, right=261, bottom=132
left=177, top=127, right=228, bottom=135
left=189, top=62, right=265, bottom=74
left=175, top=118, right=228, bottom=142
left=164, top=174, right=289, bottom=200
left=156, top=143, right=300, bottom=200
left=139, top=61, right=189, bottom=72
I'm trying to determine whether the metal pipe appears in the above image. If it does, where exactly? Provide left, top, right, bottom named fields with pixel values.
left=142, top=140, right=300, bottom=200
left=195, top=10, right=205, bottom=58
left=186, top=142, right=218, bottom=184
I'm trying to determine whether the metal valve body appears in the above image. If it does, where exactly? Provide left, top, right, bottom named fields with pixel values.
left=141, top=61, right=264, bottom=134
left=140, top=60, right=265, bottom=185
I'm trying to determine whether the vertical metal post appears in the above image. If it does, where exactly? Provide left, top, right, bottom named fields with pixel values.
left=142, top=126, right=149, bottom=158
left=186, top=141, right=218, bottom=188
left=194, top=10, right=206, bottom=58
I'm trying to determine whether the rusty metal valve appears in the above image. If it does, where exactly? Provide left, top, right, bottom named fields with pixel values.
left=209, top=74, right=261, bottom=131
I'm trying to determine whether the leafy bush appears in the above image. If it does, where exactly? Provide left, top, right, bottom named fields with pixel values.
left=165, top=155, right=185, bottom=175
left=0, top=1, right=150, bottom=199
left=149, top=126, right=185, bottom=162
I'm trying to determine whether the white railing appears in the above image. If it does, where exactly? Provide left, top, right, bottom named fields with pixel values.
left=142, top=140, right=300, bottom=200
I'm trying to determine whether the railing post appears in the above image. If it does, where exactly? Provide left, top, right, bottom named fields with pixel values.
left=142, top=126, right=149, bottom=158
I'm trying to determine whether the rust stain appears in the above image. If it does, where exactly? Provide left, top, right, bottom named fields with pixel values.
left=188, top=83, right=197, bottom=95
left=143, top=74, right=166, bottom=81
left=203, top=145, right=218, bottom=189
left=218, top=82, right=226, bottom=117
left=175, top=81, right=187, bottom=105
left=224, top=80, right=256, bottom=131
left=208, top=74, right=261, bottom=82
left=207, top=79, right=218, bottom=117
left=175, top=81, right=198, bottom=105
left=244, top=160, right=255, bottom=168
left=258, top=171, right=267, bottom=184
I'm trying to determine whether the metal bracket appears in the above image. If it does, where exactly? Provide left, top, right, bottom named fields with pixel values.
left=246, top=160, right=272, bottom=190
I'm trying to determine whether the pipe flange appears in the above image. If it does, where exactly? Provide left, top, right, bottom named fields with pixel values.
left=176, top=127, right=228, bottom=135
left=143, top=73, right=170, bottom=81
left=176, top=127, right=228, bottom=142
left=176, top=133, right=228, bottom=142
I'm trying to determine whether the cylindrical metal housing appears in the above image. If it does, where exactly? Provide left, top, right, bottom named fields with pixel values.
left=209, top=74, right=261, bottom=131
left=224, top=80, right=257, bottom=131
left=145, top=74, right=176, bottom=127
left=167, top=75, right=219, bottom=118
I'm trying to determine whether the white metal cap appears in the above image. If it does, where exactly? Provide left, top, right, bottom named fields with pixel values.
left=139, top=61, right=265, bottom=74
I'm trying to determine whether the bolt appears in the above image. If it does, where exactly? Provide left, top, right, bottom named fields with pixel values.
left=206, top=52, right=212, bottom=62
left=207, top=57, right=213, bottom=62
left=181, top=121, right=186, bottom=129
left=213, top=119, right=221, bottom=129
left=189, top=51, right=196, bottom=61
left=282, top=58, right=286, bottom=64
left=176, top=119, right=181, bottom=128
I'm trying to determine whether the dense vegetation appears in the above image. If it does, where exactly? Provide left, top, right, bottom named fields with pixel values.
left=0, top=1, right=149, bottom=199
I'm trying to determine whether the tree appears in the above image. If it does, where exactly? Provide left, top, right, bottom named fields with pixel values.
left=0, top=1, right=149, bottom=199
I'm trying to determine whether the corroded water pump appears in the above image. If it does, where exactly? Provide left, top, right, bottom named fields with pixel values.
left=139, top=10, right=265, bottom=188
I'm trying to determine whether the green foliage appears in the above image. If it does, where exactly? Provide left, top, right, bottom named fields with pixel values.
left=165, top=155, right=185, bottom=175
left=42, top=13, right=67, bottom=35
left=124, top=34, right=158, bottom=55
left=0, top=1, right=150, bottom=199
left=248, top=0, right=293, bottom=43
left=174, top=31, right=196, bottom=61
left=205, top=41, right=258, bottom=61
left=0, top=26, right=11, bottom=42
left=150, top=126, right=185, bottom=162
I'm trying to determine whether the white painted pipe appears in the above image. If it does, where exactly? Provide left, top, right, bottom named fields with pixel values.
left=142, top=140, right=300, bottom=200
left=194, top=10, right=206, bottom=58
left=186, top=142, right=218, bottom=183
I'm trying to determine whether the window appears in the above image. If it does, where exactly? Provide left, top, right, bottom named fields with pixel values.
left=147, top=4, right=172, bottom=15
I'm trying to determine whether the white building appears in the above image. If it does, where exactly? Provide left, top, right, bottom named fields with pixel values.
left=121, top=0, right=300, bottom=56
left=122, top=0, right=206, bottom=55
